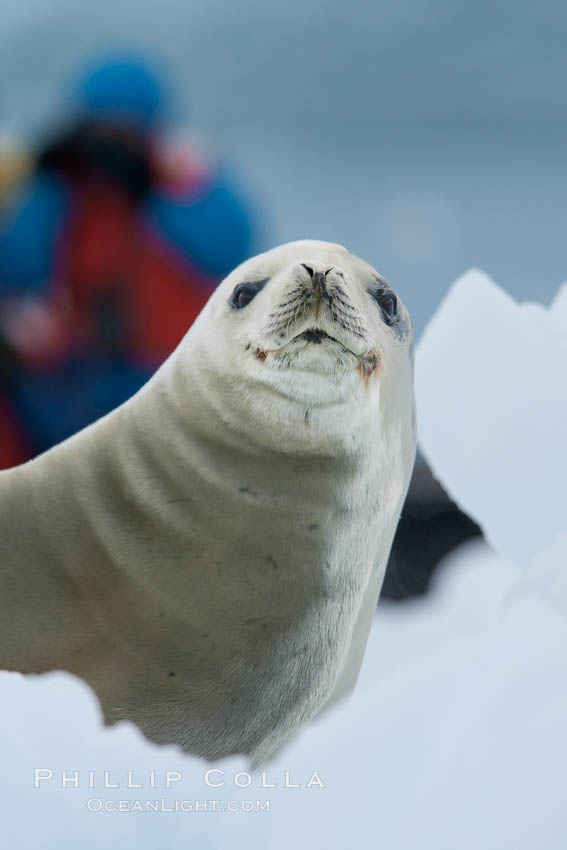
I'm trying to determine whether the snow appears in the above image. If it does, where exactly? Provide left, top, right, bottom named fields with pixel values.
left=2, top=270, right=567, bottom=847
left=416, top=269, right=567, bottom=566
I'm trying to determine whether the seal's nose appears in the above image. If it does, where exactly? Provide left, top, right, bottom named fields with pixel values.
left=301, top=263, right=335, bottom=297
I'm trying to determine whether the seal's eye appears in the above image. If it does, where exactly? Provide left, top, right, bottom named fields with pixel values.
left=372, top=288, right=399, bottom=325
left=229, top=279, right=268, bottom=310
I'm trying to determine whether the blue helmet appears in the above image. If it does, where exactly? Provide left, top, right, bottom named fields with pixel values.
left=76, top=55, right=167, bottom=128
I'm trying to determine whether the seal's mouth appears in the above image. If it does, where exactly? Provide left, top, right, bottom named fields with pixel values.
left=288, top=325, right=361, bottom=357
left=250, top=321, right=379, bottom=380
left=288, top=326, right=380, bottom=380
left=294, top=328, right=337, bottom=345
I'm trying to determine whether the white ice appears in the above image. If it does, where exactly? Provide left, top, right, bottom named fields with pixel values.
left=416, top=270, right=567, bottom=566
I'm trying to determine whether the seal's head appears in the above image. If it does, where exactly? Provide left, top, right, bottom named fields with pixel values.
left=184, top=240, right=414, bottom=453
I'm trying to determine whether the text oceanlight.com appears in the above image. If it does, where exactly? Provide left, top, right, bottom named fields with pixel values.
left=86, top=798, right=271, bottom=813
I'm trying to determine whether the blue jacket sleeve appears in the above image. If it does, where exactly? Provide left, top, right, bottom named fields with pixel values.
left=146, top=170, right=254, bottom=279
left=0, top=173, right=70, bottom=296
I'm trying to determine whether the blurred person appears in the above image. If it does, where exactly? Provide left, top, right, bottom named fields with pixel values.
left=0, top=55, right=254, bottom=466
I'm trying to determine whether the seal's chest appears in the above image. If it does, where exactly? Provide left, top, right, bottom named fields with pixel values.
left=143, top=574, right=362, bottom=762
left=125, top=464, right=394, bottom=760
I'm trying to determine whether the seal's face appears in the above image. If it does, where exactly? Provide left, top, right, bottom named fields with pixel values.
left=211, top=241, right=411, bottom=383
left=189, top=240, right=414, bottom=452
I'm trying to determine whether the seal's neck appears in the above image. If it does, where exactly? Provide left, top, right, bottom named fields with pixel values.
left=160, top=340, right=383, bottom=459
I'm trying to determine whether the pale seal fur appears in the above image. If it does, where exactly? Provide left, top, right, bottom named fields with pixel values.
left=0, top=240, right=416, bottom=764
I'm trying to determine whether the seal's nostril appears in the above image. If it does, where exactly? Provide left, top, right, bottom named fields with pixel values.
left=324, top=267, right=334, bottom=276
left=301, top=263, right=314, bottom=279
